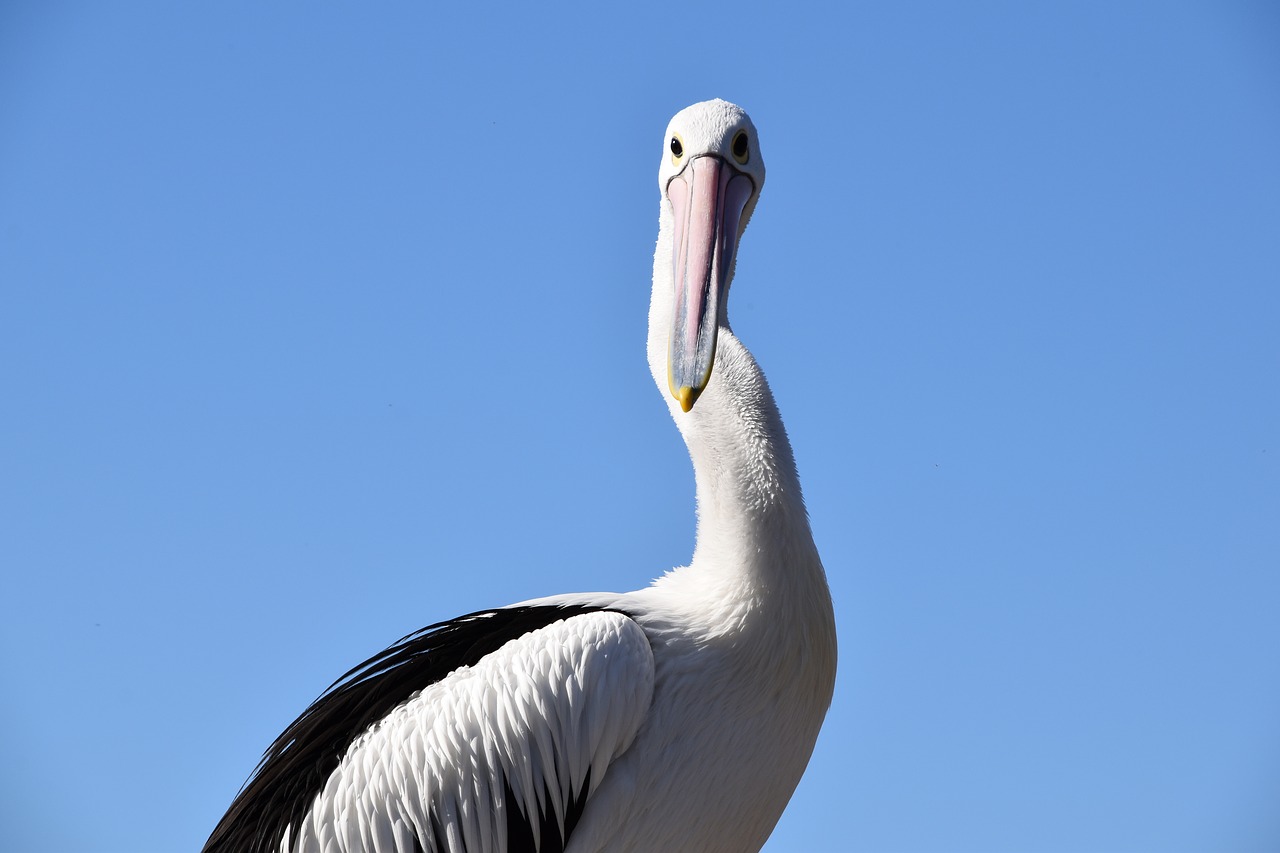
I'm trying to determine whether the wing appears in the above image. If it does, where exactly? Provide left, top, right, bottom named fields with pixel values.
left=204, top=604, right=655, bottom=853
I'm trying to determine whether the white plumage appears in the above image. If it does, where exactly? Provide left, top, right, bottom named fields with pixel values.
left=287, top=613, right=654, bottom=853
left=206, top=99, right=836, bottom=853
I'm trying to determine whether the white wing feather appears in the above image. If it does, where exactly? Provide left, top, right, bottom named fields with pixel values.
left=287, top=611, right=654, bottom=853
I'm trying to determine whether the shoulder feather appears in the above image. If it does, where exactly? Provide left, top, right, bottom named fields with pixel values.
left=204, top=604, right=645, bottom=853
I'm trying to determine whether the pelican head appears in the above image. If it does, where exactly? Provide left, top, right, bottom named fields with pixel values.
left=658, top=99, right=766, bottom=412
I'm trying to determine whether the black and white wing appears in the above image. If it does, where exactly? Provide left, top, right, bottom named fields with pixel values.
left=204, top=603, right=654, bottom=853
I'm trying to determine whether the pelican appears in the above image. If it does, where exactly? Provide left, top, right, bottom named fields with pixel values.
left=205, top=99, right=836, bottom=853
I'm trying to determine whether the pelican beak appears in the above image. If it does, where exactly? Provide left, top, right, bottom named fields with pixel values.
left=665, top=155, right=755, bottom=412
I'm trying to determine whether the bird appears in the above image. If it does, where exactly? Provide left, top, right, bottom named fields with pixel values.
left=204, top=98, right=837, bottom=853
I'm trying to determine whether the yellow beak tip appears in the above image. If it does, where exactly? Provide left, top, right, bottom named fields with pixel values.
left=677, top=386, right=697, bottom=412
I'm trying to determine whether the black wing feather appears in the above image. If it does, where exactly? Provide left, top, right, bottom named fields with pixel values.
left=203, top=603, right=615, bottom=853
left=501, top=765, right=591, bottom=853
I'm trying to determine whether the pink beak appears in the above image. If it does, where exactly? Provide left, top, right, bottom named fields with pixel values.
left=665, top=155, right=755, bottom=412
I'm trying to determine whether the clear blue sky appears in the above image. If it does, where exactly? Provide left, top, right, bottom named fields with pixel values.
left=2, top=3, right=1278, bottom=851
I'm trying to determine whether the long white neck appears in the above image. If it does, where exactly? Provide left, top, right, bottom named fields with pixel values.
left=647, top=207, right=824, bottom=599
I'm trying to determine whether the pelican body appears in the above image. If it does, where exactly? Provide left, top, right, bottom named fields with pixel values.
left=205, top=99, right=836, bottom=853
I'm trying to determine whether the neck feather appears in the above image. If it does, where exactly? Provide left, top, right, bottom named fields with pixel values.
left=648, top=212, right=820, bottom=589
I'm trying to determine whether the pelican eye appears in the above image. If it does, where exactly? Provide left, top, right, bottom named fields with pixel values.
left=731, top=130, right=750, bottom=165
left=670, top=134, right=684, bottom=165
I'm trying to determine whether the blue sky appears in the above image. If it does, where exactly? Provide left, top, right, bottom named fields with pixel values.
left=2, top=2, right=1278, bottom=851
